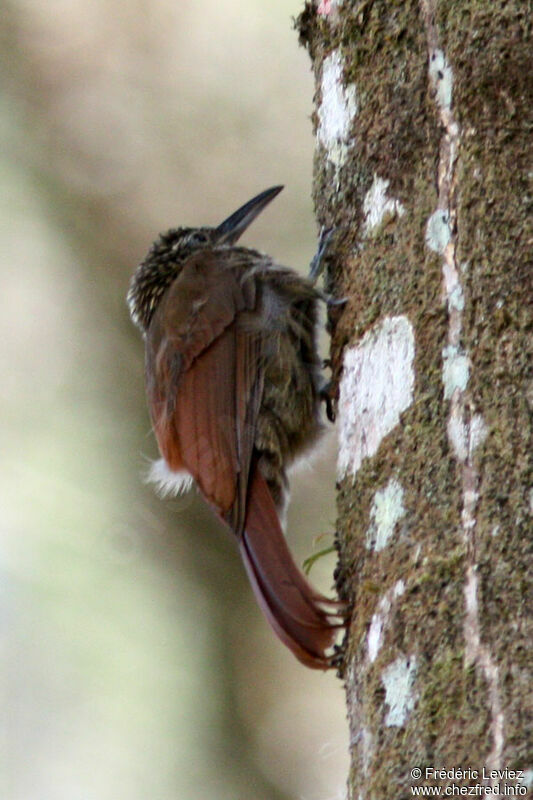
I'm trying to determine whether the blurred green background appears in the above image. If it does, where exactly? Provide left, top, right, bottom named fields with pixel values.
left=0, top=1, right=348, bottom=798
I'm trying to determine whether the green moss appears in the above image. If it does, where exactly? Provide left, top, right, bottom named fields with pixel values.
left=420, top=650, right=465, bottom=722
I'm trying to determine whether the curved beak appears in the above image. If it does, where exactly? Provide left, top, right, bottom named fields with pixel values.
left=215, top=185, right=283, bottom=245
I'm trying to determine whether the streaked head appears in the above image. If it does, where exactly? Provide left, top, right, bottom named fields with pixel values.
left=127, top=186, right=283, bottom=332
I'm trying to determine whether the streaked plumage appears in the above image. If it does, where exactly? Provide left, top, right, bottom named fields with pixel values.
left=128, top=187, right=342, bottom=668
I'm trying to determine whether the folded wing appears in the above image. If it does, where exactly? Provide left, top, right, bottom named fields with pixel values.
left=146, top=248, right=340, bottom=667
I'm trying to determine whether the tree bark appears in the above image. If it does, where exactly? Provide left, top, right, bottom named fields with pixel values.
left=297, top=1, right=531, bottom=798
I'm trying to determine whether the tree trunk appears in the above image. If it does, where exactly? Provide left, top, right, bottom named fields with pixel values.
left=297, top=2, right=531, bottom=798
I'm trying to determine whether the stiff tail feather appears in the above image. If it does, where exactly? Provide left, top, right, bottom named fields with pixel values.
left=239, top=470, right=342, bottom=669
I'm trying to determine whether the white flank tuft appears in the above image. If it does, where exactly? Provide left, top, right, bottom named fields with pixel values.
left=145, top=458, right=194, bottom=498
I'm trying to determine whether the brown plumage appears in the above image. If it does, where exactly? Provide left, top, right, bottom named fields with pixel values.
left=128, top=187, right=342, bottom=668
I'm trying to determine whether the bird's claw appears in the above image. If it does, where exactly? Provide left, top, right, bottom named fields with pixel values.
left=309, top=226, right=335, bottom=282
left=319, top=380, right=336, bottom=422
left=322, top=293, right=348, bottom=307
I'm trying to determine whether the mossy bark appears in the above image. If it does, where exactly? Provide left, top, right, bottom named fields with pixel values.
left=297, top=2, right=531, bottom=798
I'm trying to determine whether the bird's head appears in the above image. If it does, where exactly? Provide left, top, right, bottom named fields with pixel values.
left=127, top=185, right=283, bottom=332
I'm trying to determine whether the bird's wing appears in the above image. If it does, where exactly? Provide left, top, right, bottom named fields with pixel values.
left=145, top=249, right=264, bottom=533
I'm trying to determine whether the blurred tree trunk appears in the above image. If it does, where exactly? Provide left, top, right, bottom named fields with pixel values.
left=297, top=1, right=531, bottom=798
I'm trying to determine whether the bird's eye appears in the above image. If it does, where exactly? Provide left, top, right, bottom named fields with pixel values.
left=192, top=232, right=208, bottom=245
left=169, top=230, right=209, bottom=253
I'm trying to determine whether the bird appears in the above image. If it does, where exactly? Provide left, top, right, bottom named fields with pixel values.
left=127, top=186, right=343, bottom=668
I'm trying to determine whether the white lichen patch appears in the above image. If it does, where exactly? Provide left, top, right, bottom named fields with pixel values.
left=428, top=49, right=453, bottom=112
left=447, top=396, right=487, bottom=463
left=367, top=580, right=405, bottom=662
left=367, top=615, right=383, bottom=664
left=447, top=282, right=465, bottom=312
left=360, top=726, right=374, bottom=774
left=442, top=261, right=465, bottom=314
left=363, top=175, right=405, bottom=236
left=447, top=414, right=468, bottom=461
left=318, top=51, right=357, bottom=171
left=337, top=316, right=415, bottom=479
left=425, top=209, right=451, bottom=253
left=366, top=478, right=406, bottom=551
left=442, top=344, right=470, bottom=399
left=522, top=771, right=533, bottom=790
left=382, top=655, right=417, bottom=727
left=469, top=413, right=488, bottom=456
left=463, top=565, right=505, bottom=768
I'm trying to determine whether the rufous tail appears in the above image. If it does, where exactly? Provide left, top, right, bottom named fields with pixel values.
left=238, top=470, right=342, bottom=669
